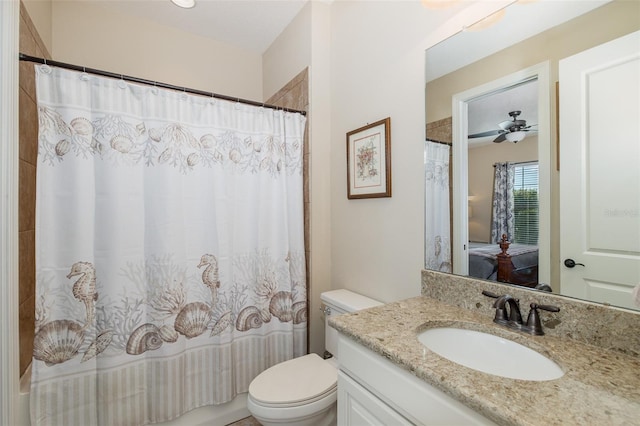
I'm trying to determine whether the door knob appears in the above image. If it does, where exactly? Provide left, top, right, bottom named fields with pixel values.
left=564, top=259, right=585, bottom=268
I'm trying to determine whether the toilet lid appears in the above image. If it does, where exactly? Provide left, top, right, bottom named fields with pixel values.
left=249, top=353, right=337, bottom=406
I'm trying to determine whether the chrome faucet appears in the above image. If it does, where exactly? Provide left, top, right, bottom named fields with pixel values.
left=482, top=290, right=559, bottom=335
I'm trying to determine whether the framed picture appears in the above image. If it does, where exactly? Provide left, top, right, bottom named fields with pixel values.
left=346, top=117, right=391, bottom=199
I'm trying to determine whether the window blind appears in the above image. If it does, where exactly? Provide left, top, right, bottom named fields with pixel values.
left=513, top=162, right=539, bottom=245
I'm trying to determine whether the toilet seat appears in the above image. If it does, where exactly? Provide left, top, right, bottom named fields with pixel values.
left=248, top=353, right=337, bottom=407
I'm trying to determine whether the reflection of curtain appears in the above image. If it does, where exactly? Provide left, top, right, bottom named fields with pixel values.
left=491, top=162, right=515, bottom=243
left=32, top=65, right=307, bottom=426
left=424, top=141, right=451, bottom=272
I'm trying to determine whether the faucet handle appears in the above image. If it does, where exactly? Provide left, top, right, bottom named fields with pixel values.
left=525, top=303, right=560, bottom=335
left=536, top=304, right=560, bottom=313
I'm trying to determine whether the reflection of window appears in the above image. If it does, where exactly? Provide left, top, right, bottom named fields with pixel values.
left=513, top=162, right=539, bottom=245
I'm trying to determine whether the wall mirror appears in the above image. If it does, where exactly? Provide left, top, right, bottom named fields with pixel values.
left=425, top=0, right=640, bottom=311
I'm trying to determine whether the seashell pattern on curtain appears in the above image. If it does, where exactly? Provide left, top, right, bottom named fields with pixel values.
left=31, top=65, right=307, bottom=426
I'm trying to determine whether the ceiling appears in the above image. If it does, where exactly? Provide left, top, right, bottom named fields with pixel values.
left=102, top=0, right=310, bottom=53
left=467, top=79, right=538, bottom=146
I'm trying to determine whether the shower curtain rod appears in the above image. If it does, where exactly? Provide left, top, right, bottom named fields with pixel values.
left=19, top=53, right=307, bottom=116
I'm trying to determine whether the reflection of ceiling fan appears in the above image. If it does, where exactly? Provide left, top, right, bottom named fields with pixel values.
left=469, top=110, right=537, bottom=143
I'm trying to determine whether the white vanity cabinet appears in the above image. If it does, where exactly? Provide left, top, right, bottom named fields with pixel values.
left=337, top=334, right=495, bottom=426
left=338, top=372, right=412, bottom=425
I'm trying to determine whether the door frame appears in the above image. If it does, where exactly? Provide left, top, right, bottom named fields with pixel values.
left=451, top=62, right=551, bottom=285
left=0, top=0, right=21, bottom=424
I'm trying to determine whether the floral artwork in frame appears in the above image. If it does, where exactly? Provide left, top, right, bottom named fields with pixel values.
left=346, top=117, right=391, bottom=199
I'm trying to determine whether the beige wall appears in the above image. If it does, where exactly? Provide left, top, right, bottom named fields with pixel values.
left=468, top=139, right=539, bottom=243
left=329, top=1, right=461, bottom=304
left=51, top=1, right=263, bottom=101
left=306, top=2, right=333, bottom=355
left=263, top=1, right=332, bottom=356
left=263, top=3, right=312, bottom=100
left=426, top=0, right=640, bottom=287
left=21, top=0, right=52, bottom=53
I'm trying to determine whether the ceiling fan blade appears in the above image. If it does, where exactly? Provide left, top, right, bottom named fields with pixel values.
left=469, top=129, right=503, bottom=138
left=493, top=133, right=507, bottom=143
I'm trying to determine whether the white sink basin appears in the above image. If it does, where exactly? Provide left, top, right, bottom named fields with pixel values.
left=417, top=327, right=564, bottom=381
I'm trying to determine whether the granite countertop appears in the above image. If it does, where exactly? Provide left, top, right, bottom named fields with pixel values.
left=329, top=296, right=640, bottom=426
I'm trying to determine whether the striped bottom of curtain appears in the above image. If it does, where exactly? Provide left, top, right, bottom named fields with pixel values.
left=31, top=328, right=305, bottom=426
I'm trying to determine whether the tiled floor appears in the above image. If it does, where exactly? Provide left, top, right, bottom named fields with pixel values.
left=227, top=416, right=261, bottom=426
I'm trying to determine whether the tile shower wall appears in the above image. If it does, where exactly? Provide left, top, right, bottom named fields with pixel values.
left=18, top=1, right=51, bottom=375
left=266, top=69, right=309, bottom=351
left=425, top=117, right=452, bottom=144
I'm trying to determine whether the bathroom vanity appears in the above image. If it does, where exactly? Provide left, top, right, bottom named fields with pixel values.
left=329, top=271, right=640, bottom=425
left=337, top=334, right=493, bottom=425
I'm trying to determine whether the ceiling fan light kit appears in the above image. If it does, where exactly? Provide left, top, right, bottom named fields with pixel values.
left=505, top=131, right=526, bottom=143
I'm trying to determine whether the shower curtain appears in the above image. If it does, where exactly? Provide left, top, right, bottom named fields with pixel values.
left=491, top=162, right=515, bottom=243
left=424, top=141, right=451, bottom=272
left=31, top=65, right=307, bottom=426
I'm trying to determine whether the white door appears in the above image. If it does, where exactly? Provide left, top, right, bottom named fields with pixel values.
left=559, top=31, right=640, bottom=310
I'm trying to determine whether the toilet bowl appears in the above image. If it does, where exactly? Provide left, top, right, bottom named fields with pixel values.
left=246, top=290, right=382, bottom=426
left=247, top=354, right=337, bottom=426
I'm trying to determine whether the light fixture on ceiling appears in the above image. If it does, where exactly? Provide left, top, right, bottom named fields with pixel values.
left=171, top=0, right=195, bottom=9
left=505, top=131, right=526, bottom=143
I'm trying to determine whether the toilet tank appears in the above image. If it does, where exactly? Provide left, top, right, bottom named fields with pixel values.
left=321, top=289, right=382, bottom=360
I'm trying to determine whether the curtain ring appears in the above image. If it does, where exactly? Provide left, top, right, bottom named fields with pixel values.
left=80, top=66, right=90, bottom=81
left=118, top=75, right=127, bottom=89
left=151, top=81, right=158, bottom=95
left=40, top=58, right=51, bottom=74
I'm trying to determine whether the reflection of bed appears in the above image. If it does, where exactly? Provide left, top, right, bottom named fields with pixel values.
left=468, top=236, right=539, bottom=288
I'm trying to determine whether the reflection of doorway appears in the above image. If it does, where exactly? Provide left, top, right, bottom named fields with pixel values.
left=467, top=80, right=539, bottom=246
left=451, top=63, right=550, bottom=285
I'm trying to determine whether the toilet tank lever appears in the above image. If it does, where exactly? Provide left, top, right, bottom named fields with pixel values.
left=320, top=305, right=331, bottom=315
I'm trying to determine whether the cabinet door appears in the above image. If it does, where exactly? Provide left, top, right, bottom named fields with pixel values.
left=338, top=371, right=412, bottom=426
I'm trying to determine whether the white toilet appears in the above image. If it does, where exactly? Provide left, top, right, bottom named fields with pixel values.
left=246, top=289, right=382, bottom=426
